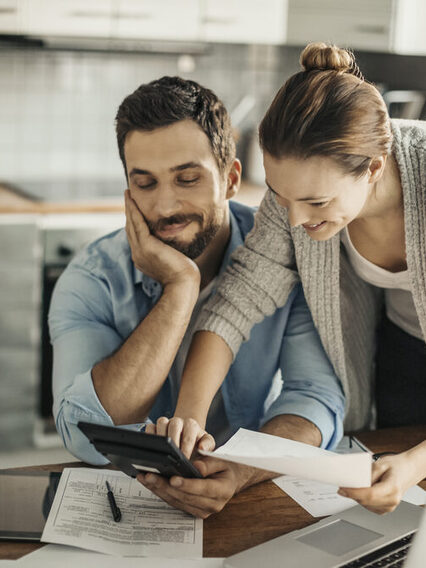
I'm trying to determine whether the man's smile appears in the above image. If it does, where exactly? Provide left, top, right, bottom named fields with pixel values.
left=155, top=221, right=192, bottom=239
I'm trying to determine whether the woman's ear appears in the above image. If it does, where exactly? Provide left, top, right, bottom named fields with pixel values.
left=368, top=155, right=387, bottom=184
left=225, top=159, right=242, bottom=199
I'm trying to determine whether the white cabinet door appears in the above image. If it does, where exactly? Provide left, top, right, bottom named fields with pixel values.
left=287, top=0, right=426, bottom=56
left=201, top=0, right=288, bottom=45
left=0, top=0, right=22, bottom=33
left=287, top=0, right=394, bottom=52
left=393, top=0, right=426, bottom=55
left=22, top=0, right=114, bottom=38
left=112, top=0, right=201, bottom=41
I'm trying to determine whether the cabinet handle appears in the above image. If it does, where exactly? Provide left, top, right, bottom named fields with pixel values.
left=117, top=12, right=153, bottom=20
left=354, top=24, right=388, bottom=35
left=69, top=11, right=111, bottom=19
left=0, top=7, right=16, bottom=14
left=202, top=17, right=237, bottom=25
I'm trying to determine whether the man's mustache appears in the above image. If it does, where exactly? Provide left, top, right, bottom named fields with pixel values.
left=146, top=214, right=203, bottom=234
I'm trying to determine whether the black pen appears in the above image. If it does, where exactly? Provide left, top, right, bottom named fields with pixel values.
left=105, top=480, right=122, bottom=522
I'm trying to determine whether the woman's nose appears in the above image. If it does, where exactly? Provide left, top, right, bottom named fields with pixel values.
left=288, top=204, right=310, bottom=228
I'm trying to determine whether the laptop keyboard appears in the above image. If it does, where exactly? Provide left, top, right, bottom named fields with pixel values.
left=341, top=533, right=415, bottom=567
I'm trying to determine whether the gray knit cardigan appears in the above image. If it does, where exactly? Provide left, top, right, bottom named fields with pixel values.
left=197, top=119, right=426, bottom=431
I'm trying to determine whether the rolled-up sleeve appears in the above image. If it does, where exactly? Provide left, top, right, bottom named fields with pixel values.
left=49, top=264, right=142, bottom=465
left=261, top=286, right=345, bottom=450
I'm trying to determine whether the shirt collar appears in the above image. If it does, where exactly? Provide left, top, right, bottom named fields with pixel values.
left=133, top=204, right=245, bottom=297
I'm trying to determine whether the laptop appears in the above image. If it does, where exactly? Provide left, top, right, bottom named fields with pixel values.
left=224, top=500, right=425, bottom=568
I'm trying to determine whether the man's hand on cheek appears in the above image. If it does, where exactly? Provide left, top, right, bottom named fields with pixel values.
left=124, top=189, right=200, bottom=287
left=136, top=458, right=245, bottom=519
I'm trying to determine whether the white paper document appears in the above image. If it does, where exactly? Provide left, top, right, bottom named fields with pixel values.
left=201, top=429, right=371, bottom=488
left=273, top=436, right=426, bottom=517
left=273, top=475, right=357, bottom=517
left=18, top=544, right=223, bottom=568
left=41, top=468, right=202, bottom=558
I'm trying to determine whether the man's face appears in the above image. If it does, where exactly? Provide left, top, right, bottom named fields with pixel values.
left=124, top=120, right=229, bottom=259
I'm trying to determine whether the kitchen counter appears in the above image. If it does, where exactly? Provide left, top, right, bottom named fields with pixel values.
left=0, top=181, right=266, bottom=214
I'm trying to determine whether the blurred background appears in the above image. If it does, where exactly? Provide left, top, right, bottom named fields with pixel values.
left=1, top=0, right=425, bottom=467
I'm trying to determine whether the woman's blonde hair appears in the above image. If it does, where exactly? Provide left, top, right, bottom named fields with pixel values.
left=259, top=42, right=393, bottom=177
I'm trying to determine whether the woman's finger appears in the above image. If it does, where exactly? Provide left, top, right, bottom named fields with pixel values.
left=180, top=419, right=203, bottom=459
left=145, top=423, right=156, bottom=435
left=196, top=431, right=216, bottom=452
left=155, top=416, right=171, bottom=437
left=167, top=417, right=185, bottom=448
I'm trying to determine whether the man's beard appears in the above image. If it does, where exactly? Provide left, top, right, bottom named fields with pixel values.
left=146, top=211, right=222, bottom=260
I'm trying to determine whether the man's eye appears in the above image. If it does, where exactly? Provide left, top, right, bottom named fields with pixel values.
left=311, top=201, right=328, bottom=207
left=136, top=182, right=156, bottom=190
left=179, top=177, right=199, bottom=185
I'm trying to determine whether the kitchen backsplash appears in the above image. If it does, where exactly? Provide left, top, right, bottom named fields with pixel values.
left=0, top=43, right=299, bottom=199
left=1, top=44, right=425, bottom=201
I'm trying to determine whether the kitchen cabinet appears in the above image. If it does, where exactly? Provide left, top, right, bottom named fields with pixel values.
left=0, top=0, right=21, bottom=33
left=2, top=0, right=201, bottom=42
left=112, top=0, right=201, bottom=41
left=1, top=0, right=287, bottom=45
left=0, top=216, right=41, bottom=451
left=200, top=0, right=287, bottom=45
left=286, top=0, right=426, bottom=55
left=23, top=0, right=114, bottom=38
left=392, top=0, right=426, bottom=56
left=2, top=1, right=425, bottom=55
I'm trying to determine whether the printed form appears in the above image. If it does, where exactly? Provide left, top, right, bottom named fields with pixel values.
left=41, top=468, right=202, bottom=558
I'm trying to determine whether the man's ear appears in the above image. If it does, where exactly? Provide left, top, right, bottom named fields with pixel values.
left=225, top=159, right=242, bottom=199
left=368, top=155, right=387, bottom=184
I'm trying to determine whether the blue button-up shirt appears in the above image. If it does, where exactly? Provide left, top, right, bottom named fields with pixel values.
left=49, top=201, right=345, bottom=465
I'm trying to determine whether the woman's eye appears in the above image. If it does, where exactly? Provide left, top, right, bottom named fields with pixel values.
left=311, top=201, right=328, bottom=208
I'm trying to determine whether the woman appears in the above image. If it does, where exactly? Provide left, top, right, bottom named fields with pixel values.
left=159, top=43, right=426, bottom=513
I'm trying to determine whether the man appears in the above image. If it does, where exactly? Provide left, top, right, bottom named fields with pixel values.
left=50, top=76, right=345, bottom=518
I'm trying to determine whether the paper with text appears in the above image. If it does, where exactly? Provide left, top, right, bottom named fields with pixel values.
left=41, top=468, right=202, bottom=557
left=200, top=429, right=372, bottom=488
left=273, top=436, right=425, bottom=516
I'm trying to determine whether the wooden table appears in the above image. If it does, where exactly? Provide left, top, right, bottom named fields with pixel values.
left=1, top=426, right=425, bottom=560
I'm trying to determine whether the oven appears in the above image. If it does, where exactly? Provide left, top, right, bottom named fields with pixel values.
left=35, top=214, right=124, bottom=447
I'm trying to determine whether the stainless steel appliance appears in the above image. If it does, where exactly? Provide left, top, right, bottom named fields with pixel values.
left=382, top=90, right=425, bottom=120
left=35, top=214, right=124, bottom=447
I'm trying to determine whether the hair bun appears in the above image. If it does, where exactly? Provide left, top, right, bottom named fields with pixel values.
left=300, top=42, right=363, bottom=79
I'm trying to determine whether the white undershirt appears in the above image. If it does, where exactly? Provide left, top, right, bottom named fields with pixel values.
left=341, top=227, right=423, bottom=340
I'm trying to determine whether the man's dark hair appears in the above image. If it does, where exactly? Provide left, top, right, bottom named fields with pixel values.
left=115, top=76, right=235, bottom=178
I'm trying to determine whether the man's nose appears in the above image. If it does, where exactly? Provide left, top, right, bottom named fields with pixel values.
left=288, top=204, right=310, bottom=228
left=152, top=184, right=181, bottom=217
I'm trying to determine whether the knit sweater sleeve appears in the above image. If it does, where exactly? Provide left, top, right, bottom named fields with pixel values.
left=196, top=189, right=300, bottom=357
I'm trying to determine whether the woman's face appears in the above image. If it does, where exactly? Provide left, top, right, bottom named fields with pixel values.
left=263, top=153, right=375, bottom=241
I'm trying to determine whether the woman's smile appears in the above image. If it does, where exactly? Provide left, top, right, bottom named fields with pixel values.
left=302, top=220, right=327, bottom=232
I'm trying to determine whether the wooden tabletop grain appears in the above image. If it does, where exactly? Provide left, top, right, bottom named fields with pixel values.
left=1, top=425, right=425, bottom=560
